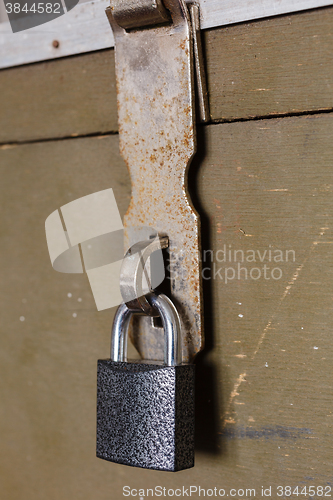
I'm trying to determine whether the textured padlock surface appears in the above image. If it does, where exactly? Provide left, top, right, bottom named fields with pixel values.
left=97, top=360, right=195, bottom=471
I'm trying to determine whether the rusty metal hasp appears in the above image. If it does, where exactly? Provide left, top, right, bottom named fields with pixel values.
left=106, top=0, right=206, bottom=362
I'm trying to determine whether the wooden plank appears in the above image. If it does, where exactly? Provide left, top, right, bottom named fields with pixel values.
left=194, top=112, right=333, bottom=482
left=1, top=0, right=333, bottom=69
left=1, top=7, right=333, bottom=143
left=0, top=134, right=131, bottom=499
left=205, top=6, right=333, bottom=121
left=0, top=113, right=333, bottom=495
left=0, top=50, right=118, bottom=143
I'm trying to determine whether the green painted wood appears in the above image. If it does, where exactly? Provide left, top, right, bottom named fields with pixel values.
left=0, top=51, right=118, bottom=144
left=195, top=114, right=333, bottom=487
left=205, top=7, right=333, bottom=122
left=1, top=7, right=333, bottom=143
left=1, top=113, right=332, bottom=496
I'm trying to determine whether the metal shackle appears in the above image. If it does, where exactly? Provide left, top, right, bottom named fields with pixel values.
left=111, top=293, right=182, bottom=366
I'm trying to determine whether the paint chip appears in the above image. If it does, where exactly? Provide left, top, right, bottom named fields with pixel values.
left=73, top=313, right=77, bottom=318
left=20, top=316, right=25, bottom=322
left=238, top=314, right=243, bottom=318
left=265, top=362, right=268, bottom=367
left=314, top=346, right=318, bottom=350
left=67, top=293, right=72, bottom=298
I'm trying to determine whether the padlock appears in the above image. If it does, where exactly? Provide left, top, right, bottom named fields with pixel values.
left=96, top=293, right=195, bottom=471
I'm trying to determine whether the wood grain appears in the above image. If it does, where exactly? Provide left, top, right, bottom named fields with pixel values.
left=1, top=113, right=332, bottom=496
left=1, top=7, right=333, bottom=143
left=205, top=7, right=333, bottom=121
left=0, top=50, right=118, bottom=144
left=194, top=113, right=333, bottom=482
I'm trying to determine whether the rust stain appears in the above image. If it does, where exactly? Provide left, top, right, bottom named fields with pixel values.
left=110, top=0, right=202, bottom=362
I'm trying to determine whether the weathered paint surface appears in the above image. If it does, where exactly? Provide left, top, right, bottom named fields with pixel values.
left=1, top=114, right=333, bottom=496
left=1, top=7, right=333, bottom=143
left=0, top=7, right=333, bottom=499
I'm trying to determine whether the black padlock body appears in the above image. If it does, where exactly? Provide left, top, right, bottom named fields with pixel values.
left=97, top=359, right=195, bottom=471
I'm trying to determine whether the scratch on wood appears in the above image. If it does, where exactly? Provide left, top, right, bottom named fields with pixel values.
left=224, top=372, right=247, bottom=423
left=252, top=226, right=329, bottom=358
left=226, top=226, right=329, bottom=418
